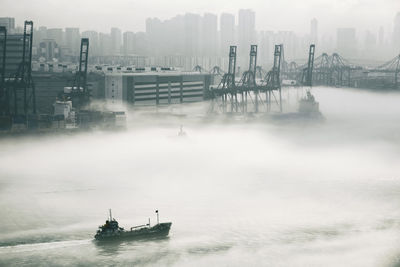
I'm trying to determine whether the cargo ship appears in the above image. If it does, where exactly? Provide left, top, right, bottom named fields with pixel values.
left=94, top=210, right=172, bottom=241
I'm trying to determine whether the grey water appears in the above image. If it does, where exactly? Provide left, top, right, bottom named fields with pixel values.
left=1, top=87, right=400, bottom=266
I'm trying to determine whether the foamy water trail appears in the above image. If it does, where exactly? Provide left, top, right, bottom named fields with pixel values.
left=0, top=239, right=92, bottom=253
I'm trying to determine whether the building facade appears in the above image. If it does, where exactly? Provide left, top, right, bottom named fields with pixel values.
left=105, top=72, right=212, bottom=105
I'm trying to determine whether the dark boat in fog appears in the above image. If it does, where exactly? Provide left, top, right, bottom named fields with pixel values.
left=94, top=210, right=171, bottom=241
left=271, top=91, right=324, bottom=121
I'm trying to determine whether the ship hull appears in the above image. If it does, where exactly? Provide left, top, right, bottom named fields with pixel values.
left=94, top=222, right=172, bottom=241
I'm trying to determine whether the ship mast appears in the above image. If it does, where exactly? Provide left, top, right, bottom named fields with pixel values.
left=109, top=209, right=112, bottom=221
left=156, top=210, right=159, bottom=224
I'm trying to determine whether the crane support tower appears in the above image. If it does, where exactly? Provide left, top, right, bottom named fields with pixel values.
left=264, top=44, right=283, bottom=112
left=397, top=55, right=400, bottom=89
left=302, top=44, right=315, bottom=87
left=249, top=45, right=258, bottom=111
left=238, top=45, right=258, bottom=112
left=9, top=20, right=36, bottom=117
left=0, top=26, right=7, bottom=115
left=74, top=38, right=90, bottom=108
left=212, top=46, right=237, bottom=112
left=77, top=38, right=89, bottom=95
left=226, top=46, right=237, bottom=88
left=61, top=38, right=90, bottom=110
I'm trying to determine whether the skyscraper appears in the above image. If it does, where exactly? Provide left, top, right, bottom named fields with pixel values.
left=201, top=13, right=218, bottom=57
left=238, top=9, right=256, bottom=67
left=258, top=31, right=272, bottom=66
left=82, top=30, right=99, bottom=56
left=393, top=12, right=400, bottom=52
left=47, top=28, right=64, bottom=46
left=123, top=31, right=135, bottom=55
left=99, top=33, right=112, bottom=56
left=166, top=15, right=185, bottom=56
left=146, top=15, right=186, bottom=57
left=184, top=13, right=201, bottom=57
left=33, top=26, right=47, bottom=46
left=220, top=13, right=235, bottom=56
left=146, top=17, right=161, bottom=56
left=310, top=18, right=318, bottom=45
left=111, top=27, right=122, bottom=55
left=65, top=28, right=80, bottom=55
left=134, top=32, right=148, bottom=56
left=0, top=17, right=15, bottom=32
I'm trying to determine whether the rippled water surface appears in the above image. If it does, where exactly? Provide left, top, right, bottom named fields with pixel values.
left=1, top=87, right=400, bottom=266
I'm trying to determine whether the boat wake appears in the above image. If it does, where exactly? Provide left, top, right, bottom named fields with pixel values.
left=0, top=239, right=91, bottom=254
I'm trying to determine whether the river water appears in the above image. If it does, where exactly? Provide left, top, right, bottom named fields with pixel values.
left=1, top=87, right=400, bottom=266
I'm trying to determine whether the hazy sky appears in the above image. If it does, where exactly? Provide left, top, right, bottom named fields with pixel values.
left=1, top=0, right=399, bottom=37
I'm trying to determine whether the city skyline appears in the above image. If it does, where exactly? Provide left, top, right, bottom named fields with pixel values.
left=1, top=0, right=398, bottom=36
left=1, top=9, right=400, bottom=66
left=2, top=10, right=399, bottom=57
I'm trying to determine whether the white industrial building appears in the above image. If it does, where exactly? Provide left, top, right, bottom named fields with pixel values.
left=105, top=71, right=213, bottom=105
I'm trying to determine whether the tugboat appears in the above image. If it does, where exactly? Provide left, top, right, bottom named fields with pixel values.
left=94, top=209, right=172, bottom=241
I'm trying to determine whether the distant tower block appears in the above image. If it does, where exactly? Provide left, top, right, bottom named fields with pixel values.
left=310, top=18, right=318, bottom=45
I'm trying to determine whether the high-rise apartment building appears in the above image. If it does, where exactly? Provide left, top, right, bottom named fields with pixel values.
left=258, top=31, right=273, bottom=66
left=82, top=30, right=99, bottom=56
left=135, top=32, right=148, bottom=56
left=238, top=9, right=256, bottom=67
left=310, top=18, right=318, bottom=45
left=220, top=13, right=235, bottom=56
left=111, top=27, right=122, bottom=55
left=393, top=12, right=400, bottom=51
left=123, top=31, right=135, bottom=55
left=65, top=28, right=80, bottom=54
left=0, top=17, right=15, bottom=32
left=99, top=33, right=112, bottom=56
left=146, top=17, right=164, bottom=56
left=47, top=28, right=64, bottom=46
left=201, top=13, right=218, bottom=57
left=184, top=13, right=201, bottom=56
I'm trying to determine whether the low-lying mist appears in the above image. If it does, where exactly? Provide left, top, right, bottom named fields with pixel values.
left=1, top=87, right=400, bottom=266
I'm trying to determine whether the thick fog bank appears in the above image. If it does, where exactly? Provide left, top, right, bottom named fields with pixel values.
left=1, top=87, right=400, bottom=266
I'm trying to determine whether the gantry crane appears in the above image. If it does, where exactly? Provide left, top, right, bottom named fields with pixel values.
left=0, top=26, right=7, bottom=115
left=264, top=44, right=283, bottom=112
left=213, top=45, right=237, bottom=112
left=61, top=38, right=90, bottom=110
left=238, top=45, right=258, bottom=112
left=302, top=44, right=315, bottom=87
left=9, top=21, right=36, bottom=116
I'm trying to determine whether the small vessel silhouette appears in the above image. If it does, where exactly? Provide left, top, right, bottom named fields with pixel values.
left=178, top=125, right=187, bottom=136
left=94, top=209, right=172, bottom=241
left=271, top=91, right=323, bottom=121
